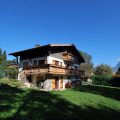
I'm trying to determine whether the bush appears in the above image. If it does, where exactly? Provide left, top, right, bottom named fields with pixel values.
left=92, top=75, right=113, bottom=86
left=0, top=78, right=23, bottom=88
left=0, top=70, right=6, bottom=78
left=109, top=77, right=120, bottom=87
left=94, top=64, right=113, bottom=76
left=5, top=67, right=18, bottom=79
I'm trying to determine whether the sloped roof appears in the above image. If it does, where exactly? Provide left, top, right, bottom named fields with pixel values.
left=9, top=44, right=85, bottom=62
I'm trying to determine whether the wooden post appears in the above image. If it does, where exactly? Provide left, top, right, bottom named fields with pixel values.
left=16, top=56, right=19, bottom=64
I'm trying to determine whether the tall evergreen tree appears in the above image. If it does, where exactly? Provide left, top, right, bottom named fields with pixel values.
left=2, top=50, right=7, bottom=66
left=0, top=48, right=2, bottom=65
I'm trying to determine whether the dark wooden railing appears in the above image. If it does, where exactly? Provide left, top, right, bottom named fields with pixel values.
left=23, top=64, right=84, bottom=76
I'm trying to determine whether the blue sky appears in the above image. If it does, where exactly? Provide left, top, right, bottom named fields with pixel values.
left=0, top=0, right=120, bottom=66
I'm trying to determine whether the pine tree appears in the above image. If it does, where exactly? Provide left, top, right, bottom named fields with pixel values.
left=2, top=50, right=7, bottom=66
left=0, top=48, right=2, bottom=65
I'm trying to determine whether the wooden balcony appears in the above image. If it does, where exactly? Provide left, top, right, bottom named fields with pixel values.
left=23, top=64, right=84, bottom=76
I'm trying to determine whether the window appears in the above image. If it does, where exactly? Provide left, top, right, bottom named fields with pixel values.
left=63, top=53, right=68, bottom=59
left=74, top=66, right=77, bottom=70
left=52, top=60, right=59, bottom=66
left=52, top=60, right=55, bottom=65
left=38, top=60, right=45, bottom=65
left=33, top=60, right=37, bottom=66
left=65, top=64, right=70, bottom=69
left=60, top=62, right=62, bottom=67
left=55, top=61, right=59, bottom=66
left=23, top=62, right=29, bottom=68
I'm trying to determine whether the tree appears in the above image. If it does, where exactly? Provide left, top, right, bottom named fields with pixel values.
left=0, top=69, right=6, bottom=78
left=5, top=66, right=18, bottom=79
left=0, top=48, right=18, bottom=79
left=0, top=48, right=2, bottom=65
left=6, top=59, right=17, bottom=65
left=94, top=64, right=112, bottom=76
left=79, top=51, right=94, bottom=78
left=2, top=50, right=7, bottom=66
left=80, top=63, right=94, bottom=77
left=80, top=51, right=92, bottom=64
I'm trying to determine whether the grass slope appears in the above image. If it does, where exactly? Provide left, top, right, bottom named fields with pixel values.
left=0, top=84, right=120, bottom=120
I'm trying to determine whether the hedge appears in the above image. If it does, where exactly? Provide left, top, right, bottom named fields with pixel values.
left=92, top=75, right=113, bottom=86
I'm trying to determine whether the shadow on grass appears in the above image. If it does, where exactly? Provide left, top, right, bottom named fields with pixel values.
left=73, top=85, right=120, bottom=101
left=0, top=83, right=120, bottom=120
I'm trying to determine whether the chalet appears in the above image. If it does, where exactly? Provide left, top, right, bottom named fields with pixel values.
left=9, top=44, right=85, bottom=91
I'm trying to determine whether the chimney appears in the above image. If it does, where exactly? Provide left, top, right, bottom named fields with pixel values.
left=35, top=44, right=41, bottom=48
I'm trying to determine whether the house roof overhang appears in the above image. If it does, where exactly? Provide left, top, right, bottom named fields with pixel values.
left=9, top=44, right=85, bottom=63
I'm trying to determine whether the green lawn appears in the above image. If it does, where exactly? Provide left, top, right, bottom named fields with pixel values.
left=0, top=84, right=120, bottom=120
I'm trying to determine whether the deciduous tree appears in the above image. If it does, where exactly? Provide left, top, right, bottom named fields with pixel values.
left=94, top=64, right=112, bottom=76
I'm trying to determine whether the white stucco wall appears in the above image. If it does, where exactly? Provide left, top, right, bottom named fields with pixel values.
left=47, top=56, right=65, bottom=67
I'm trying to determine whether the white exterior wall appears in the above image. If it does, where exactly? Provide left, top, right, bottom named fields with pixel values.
left=47, top=56, right=65, bottom=67
left=44, top=79, right=52, bottom=91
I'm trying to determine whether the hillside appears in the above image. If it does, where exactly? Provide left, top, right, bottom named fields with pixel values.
left=0, top=83, right=120, bottom=120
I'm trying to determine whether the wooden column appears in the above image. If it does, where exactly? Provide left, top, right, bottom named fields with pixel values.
left=16, top=56, right=19, bottom=64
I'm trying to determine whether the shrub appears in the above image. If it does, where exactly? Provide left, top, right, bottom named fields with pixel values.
left=94, top=64, right=113, bottom=76
left=0, top=78, right=23, bottom=88
left=109, top=77, right=120, bottom=87
left=0, top=70, right=6, bottom=78
left=92, top=75, right=113, bottom=86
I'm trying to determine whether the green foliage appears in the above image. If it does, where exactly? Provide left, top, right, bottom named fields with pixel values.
left=0, top=48, right=17, bottom=79
left=80, top=63, right=94, bottom=77
left=110, top=77, right=120, bottom=87
left=2, top=50, right=7, bottom=66
left=6, top=59, right=17, bottom=65
left=80, top=50, right=94, bottom=78
left=94, top=64, right=112, bottom=76
left=0, top=48, right=2, bottom=64
left=0, top=78, right=23, bottom=88
left=79, top=51, right=92, bottom=64
left=92, top=75, right=113, bottom=86
left=5, top=67, right=18, bottom=79
left=0, top=48, right=7, bottom=66
left=0, top=69, right=6, bottom=78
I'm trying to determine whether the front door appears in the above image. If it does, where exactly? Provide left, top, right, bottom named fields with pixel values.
left=52, top=77, right=59, bottom=89
left=55, top=80, right=59, bottom=89
left=52, top=79, right=55, bottom=89
left=60, top=79, right=63, bottom=88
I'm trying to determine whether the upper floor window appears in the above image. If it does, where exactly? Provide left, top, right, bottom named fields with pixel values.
left=60, top=62, right=62, bottom=67
left=68, top=54, right=72, bottom=59
left=23, top=62, right=29, bottom=68
left=65, top=64, right=69, bottom=69
left=52, top=60, right=59, bottom=66
left=38, top=60, right=46, bottom=66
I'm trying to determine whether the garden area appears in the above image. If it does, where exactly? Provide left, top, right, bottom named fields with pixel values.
left=0, top=79, right=120, bottom=120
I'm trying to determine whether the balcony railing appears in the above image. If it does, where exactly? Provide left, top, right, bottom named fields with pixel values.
left=23, top=64, right=84, bottom=76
